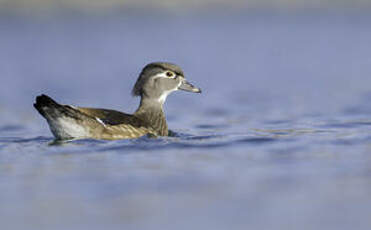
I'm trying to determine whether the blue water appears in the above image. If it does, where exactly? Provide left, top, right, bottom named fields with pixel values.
left=1, top=10, right=371, bottom=230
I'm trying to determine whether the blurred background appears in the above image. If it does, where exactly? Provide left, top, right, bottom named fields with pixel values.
left=1, top=0, right=371, bottom=10
left=1, top=1, right=371, bottom=230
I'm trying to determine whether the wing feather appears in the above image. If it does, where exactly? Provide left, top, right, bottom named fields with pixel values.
left=75, top=107, right=144, bottom=126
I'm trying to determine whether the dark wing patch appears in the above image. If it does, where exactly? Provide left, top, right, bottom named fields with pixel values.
left=76, top=107, right=145, bottom=126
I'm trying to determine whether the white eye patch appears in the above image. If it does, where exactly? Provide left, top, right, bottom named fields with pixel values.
left=152, top=71, right=176, bottom=80
left=157, top=77, right=182, bottom=104
left=151, top=71, right=181, bottom=104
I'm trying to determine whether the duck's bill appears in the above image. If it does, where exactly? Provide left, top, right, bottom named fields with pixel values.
left=178, top=80, right=202, bottom=93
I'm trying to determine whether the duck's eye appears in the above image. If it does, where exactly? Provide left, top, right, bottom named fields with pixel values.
left=166, top=71, right=174, bottom=77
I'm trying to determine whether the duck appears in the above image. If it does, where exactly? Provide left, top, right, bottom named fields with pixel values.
left=34, top=62, right=201, bottom=140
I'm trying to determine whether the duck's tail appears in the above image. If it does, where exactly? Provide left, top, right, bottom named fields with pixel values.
left=34, top=94, right=96, bottom=140
left=34, top=94, right=82, bottom=120
left=34, top=94, right=60, bottom=117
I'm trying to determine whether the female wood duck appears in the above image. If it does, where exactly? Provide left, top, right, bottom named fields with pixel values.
left=34, top=62, right=201, bottom=140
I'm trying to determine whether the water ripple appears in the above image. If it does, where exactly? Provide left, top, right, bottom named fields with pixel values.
left=0, top=125, right=24, bottom=132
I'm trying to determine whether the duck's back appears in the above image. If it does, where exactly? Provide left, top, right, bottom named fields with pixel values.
left=34, top=95, right=154, bottom=140
left=76, top=107, right=155, bottom=139
left=77, top=107, right=140, bottom=126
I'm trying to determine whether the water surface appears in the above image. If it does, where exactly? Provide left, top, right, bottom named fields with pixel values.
left=1, top=10, right=371, bottom=230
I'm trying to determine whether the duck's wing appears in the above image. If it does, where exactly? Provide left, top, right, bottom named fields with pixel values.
left=76, top=107, right=143, bottom=126
left=34, top=94, right=153, bottom=140
left=34, top=95, right=142, bottom=126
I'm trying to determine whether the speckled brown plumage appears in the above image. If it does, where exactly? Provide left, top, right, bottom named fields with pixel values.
left=34, top=95, right=161, bottom=140
left=34, top=62, right=201, bottom=140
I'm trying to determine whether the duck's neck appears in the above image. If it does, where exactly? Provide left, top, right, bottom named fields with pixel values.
left=134, top=96, right=168, bottom=136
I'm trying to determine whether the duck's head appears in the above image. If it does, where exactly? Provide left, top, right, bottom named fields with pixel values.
left=132, top=62, right=201, bottom=104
